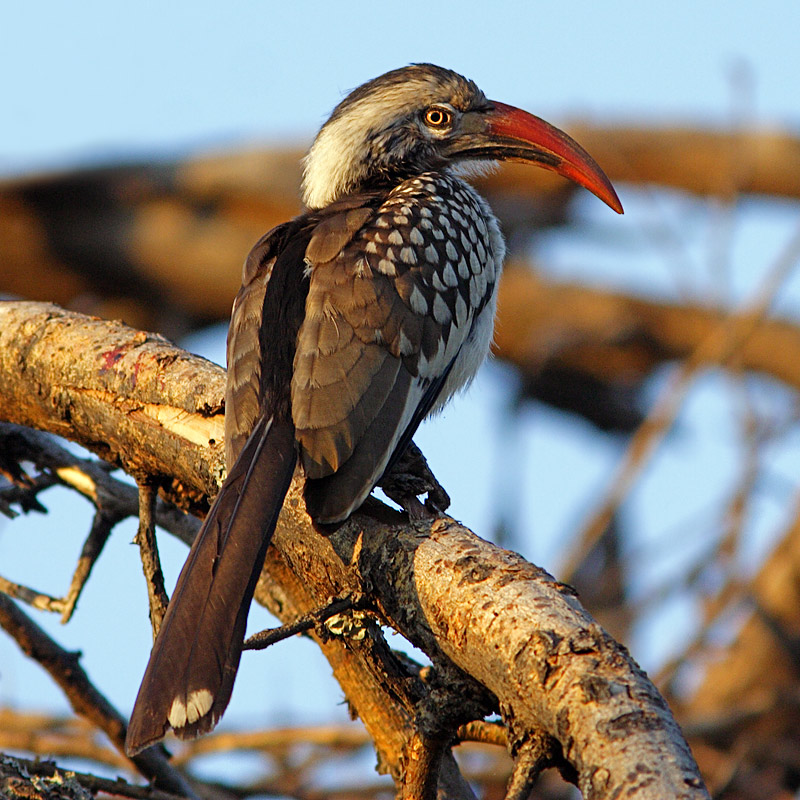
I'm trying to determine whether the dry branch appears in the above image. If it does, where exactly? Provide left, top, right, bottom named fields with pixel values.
left=0, top=710, right=129, bottom=772
left=0, top=753, right=188, bottom=800
left=0, top=300, right=709, bottom=798
left=560, top=220, right=800, bottom=578
left=134, top=479, right=170, bottom=639
left=0, top=593, right=196, bottom=798
left=565, top=124, right=800, bottom=202
left=0, top=422, right=200, bottom=544
left=0, top=422, right=200, bottom=623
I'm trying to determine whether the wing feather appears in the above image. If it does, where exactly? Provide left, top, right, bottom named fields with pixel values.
left=293, top=188, right=492, bottom=522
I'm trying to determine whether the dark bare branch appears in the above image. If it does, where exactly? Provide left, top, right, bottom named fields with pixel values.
left=0, top=423, right=201, bottom=544
left=0, top=422, right=199, bottom=621
left=62, top=509, right=119, bottom=623
left=242, top=592, right=359, bottom=651
left=0, top=754, right=189, bottom=800
left=134, top=479, right=170, bottom=638
left=0, top=593, right=196, bottom=798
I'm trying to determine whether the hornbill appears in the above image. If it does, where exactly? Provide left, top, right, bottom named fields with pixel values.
left=125, top=63, right=622, bottom=755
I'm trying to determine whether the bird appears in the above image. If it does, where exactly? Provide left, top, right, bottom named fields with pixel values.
left=125, top=63, right=622, bottom=755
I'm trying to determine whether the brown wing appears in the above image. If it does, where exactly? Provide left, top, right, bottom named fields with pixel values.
left=224, top=234, right=273, bottom=467
left=225, top=218, right=315, bottom=467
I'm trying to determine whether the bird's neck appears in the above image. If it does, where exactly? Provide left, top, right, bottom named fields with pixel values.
left=303, top=161, right=453, bottom=212
left=302, top=118, right=444, bottom=210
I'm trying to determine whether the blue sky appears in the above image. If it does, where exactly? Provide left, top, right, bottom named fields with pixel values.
left=3, top=2, right=799, bottom=173
left=2, top=0, right=800, bottom=776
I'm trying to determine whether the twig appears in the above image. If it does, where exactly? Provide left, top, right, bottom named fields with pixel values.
left=455, top=720, right=508, bottom=747
left=242, top=593, right=360, bottom=651
left=0, top=473, right=53, bottom=516
left=0, top=576, right=66, bottom=614
left=0, top=506, right=119, bottom=623
left=60, top=509, right=121, bottom=623
left=503, top=732, right=556, bottom=800
left=134, top=479, right=170, bottom=639
left=0, top=424, right=200, bottom=621
left=173, top=722, right=371, bottom=762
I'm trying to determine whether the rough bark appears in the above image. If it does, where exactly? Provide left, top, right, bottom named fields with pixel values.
left=0, top=300, right=708, bottom=799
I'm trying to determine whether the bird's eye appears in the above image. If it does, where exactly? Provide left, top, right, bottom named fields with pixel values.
left=423, top=106, right=453, bottom=130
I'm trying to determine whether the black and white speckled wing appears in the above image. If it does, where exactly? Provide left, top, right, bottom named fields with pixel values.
left=295, top=173, right=505, bottom=523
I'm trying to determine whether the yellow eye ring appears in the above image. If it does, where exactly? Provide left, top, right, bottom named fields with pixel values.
left=423, top=106, right=453, bottom=129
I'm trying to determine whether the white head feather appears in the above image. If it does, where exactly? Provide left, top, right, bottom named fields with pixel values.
left=302, top=65, right=485, bottom=210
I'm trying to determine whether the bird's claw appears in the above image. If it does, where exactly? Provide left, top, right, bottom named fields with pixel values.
left=378, top=441, right=451, bottom=519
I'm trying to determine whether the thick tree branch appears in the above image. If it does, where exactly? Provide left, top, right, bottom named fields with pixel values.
left=0, top=301, right=708, bottom=798
left=0, top=302, right=226, bottom=511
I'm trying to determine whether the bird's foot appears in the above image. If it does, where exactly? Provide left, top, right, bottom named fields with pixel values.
left=378, top=441, right=451, bottom=520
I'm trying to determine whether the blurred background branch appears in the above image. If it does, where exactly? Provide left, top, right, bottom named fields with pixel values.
left=3, top=3, right=800, bottom=797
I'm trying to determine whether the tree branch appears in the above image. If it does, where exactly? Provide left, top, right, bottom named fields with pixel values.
left=134, top=478, right=170, bottom=639
left=494, top=263, right=800, bottom=395
left=0, top=301, right=709, bottom=798
left=0, top=753, right=189, bottom=800
left=0, top=422, right=199, bottom=620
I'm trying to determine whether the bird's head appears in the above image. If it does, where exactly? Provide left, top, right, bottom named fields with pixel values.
left=302, top=63, right=622, bottom=214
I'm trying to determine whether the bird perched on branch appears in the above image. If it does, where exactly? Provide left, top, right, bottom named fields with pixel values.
left=126, top=63, right=622, bottom=754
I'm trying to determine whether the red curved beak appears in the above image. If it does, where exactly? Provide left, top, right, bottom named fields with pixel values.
left=486, top=101, right=623, bottom=214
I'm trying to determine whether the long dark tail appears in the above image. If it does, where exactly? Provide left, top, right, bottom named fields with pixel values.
left=125, top=415, right=296, bottom=755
